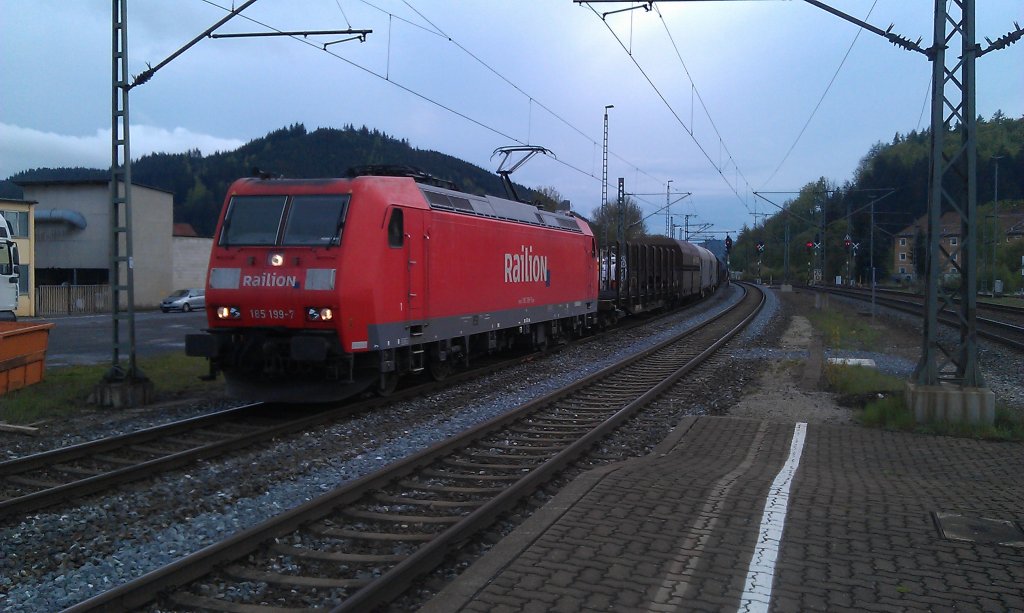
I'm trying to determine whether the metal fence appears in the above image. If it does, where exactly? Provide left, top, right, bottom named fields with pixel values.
left=36, top=284, right=112, bottom=316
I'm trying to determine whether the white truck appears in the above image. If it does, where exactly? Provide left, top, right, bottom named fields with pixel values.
left=0, top=216, right=20, bottom=321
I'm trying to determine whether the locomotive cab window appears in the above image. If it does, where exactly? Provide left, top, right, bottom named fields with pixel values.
left=388, top=208, right=404, bottom=248
left=283, top=195, right=350, bottom=246
left=220, top=195, right=287, bottom=246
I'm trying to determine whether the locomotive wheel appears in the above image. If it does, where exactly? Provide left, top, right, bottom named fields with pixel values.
left=377, top=372, right=399, bottom=396
left=428, top=358, right=452, bottom=381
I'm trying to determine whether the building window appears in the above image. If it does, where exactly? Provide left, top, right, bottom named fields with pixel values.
left=899, top=238, right=907, bottom=247
left=899, top=253, right=907, bottom=261
left=17, top=263, right=28, bottom=295
left=949, top=237, right=958, bottom=246
left=0, top=210, right=29, bottom=238
left=899, top=267, right=906, bottom=274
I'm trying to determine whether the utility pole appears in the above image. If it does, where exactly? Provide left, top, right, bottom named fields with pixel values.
left=665, top=180, right=673, bottom=238
left=602, top=105, right=613, bottom=248
left=992, top=155, right=1004, bottom=295
left=101, top=0, right=152, bottom=408
left=99, top=0, right=369, bottom=407
left=615, top=178, right=625, bottom=305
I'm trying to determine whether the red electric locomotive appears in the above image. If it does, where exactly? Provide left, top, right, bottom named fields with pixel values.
left=186, top=169, right=599, bottom=402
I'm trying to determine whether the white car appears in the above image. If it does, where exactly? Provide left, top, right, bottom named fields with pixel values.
left=161, top=288, right=205, bottom=313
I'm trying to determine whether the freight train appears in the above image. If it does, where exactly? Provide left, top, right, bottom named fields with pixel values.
left=186, top=167, right=725, bottom=402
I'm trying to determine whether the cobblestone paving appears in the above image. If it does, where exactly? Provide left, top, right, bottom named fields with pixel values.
left=423, top=416, right=1024, bottom=612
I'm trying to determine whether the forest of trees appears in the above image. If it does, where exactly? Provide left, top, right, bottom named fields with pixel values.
left=730, top=112, right=1024, bottom=292
left=1, top=123, right=542, bottom=237
left=3, top=114, right=1021, bottom=290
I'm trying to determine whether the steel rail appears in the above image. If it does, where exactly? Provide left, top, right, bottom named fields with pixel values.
left=0, top=347, right=549, bottom=520
left=63, top=283, right=763, bottom=612
left=817, top=286, right=1024, bottom=352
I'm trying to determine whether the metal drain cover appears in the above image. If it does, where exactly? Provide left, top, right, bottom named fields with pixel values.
left=934, top=512, right=1024, bottom=547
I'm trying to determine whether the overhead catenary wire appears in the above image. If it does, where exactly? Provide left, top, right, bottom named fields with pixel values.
left=358, top=0, right=669, bottom=192
left=586, top=3, right=753, bottom=214
left=197, top=0, right=601, bottom=183
left=652, top=4, right=757, bottom=209
left=760, top=0, right=879, bottom=189
left=195, top=0, right=729, bottom=228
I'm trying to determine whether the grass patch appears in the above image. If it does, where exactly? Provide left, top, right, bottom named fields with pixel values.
left=824, top=364, right=1024, bottom=441
left=806, top=309, right=884, bottom=351
left=0, top=354, right=222, bottom=425
left=826, top=364, right=904, bottom=396
left=861, top=396, right=1024, bottom=441
left=859, top=395, right=917, bottom=430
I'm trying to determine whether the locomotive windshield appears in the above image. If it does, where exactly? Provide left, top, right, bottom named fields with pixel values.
left=282, top=195, right=349, bottom=246
left=219, top=194, right=349, bottom=247
left=220, top=195, right=287, bottom=246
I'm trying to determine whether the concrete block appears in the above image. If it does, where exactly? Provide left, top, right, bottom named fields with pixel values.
left=904, top=382, right=995, bottom=426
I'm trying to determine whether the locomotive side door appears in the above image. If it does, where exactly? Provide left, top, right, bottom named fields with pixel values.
left=396, top=207, right=427, bottom=324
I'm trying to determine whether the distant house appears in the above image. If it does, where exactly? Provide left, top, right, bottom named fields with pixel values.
left=1002, top=213, right=1024, bottom=243
left=893, top=209, right=1024, bottom=283
left=893, top=212, right=963, bottom=283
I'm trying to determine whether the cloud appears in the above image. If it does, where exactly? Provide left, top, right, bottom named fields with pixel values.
left=0, top=123, right=245, bottom=179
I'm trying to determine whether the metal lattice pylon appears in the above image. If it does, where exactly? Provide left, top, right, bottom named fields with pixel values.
left=914, top=0, right=983, bottom=387
left=108, top=0, right=143, bottom=382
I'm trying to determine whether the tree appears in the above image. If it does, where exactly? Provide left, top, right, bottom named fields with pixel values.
left=533, top=186, right=564, bottom=212
left=588, top=197, right=646, bottom=245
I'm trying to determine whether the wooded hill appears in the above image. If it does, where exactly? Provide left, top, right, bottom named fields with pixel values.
left=3, top=115, right=1021, bottom=287
left=731, top=111, right=1024, bottom=289
left=1, top=123, right=542, bottom=237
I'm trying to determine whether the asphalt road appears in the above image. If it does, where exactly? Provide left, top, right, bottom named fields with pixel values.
left=35, top=309, right=209, bottom=369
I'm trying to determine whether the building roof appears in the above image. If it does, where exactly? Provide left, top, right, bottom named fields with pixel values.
left=896, top=211, right=962, bottom=238
left=0, top=197, right=36, bottom=206
left=173, top=223, right=199, bottom=237
left=13, top=175, right=174, bottom=196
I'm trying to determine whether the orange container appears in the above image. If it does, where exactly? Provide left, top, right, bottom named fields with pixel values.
left=0, top=321, right=55, bottom=395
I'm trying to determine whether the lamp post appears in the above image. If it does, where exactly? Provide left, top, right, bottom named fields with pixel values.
left=665, top=179, right=673, bottom=238
left=602, top=104, right=613, bottom=247
left=992, top=155, right=1004, bottom=295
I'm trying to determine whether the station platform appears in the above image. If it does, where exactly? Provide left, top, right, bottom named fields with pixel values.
left=421, top=416, right=1024, bottom=612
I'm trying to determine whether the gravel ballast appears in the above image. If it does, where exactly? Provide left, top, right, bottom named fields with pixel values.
left=3, top=283, right=1022, bottom=611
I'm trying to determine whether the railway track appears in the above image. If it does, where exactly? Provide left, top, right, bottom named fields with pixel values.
left=0, top=350, right=552, bottom=521
left=818, top=286, right=1024, bottom=352
left=65, top=283, right=763, bottom=612
left=0, top=292, right=722, bottom=522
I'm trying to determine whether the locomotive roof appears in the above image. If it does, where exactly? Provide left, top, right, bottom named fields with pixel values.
left=419, top=184, right=584, bottom=234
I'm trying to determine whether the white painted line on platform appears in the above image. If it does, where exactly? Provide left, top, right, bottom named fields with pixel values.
left=738, top=422, right=808, bottom=613
left=648, top=422, right=770, bottom=610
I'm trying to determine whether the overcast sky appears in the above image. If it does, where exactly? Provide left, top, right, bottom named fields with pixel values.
left=2, top=1, right=1021, bottom=238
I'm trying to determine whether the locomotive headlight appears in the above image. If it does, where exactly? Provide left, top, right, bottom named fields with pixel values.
left=216, top=306, right=242, bottom=320
left=306, top=307, right=334, bottom=321
left=269, top=252, right=285, bottom=267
